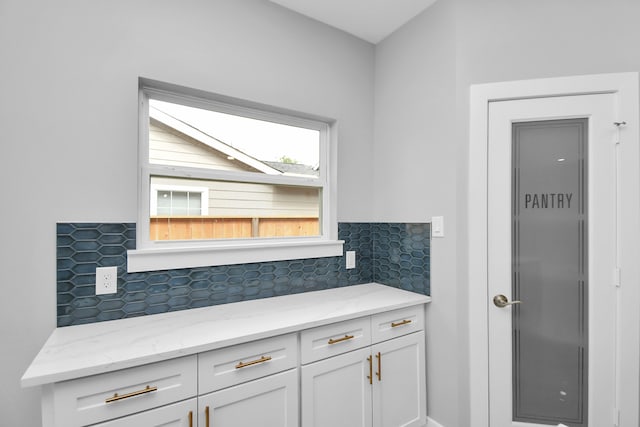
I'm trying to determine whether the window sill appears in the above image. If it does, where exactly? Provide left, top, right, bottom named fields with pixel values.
left=127, top=239, right=344, bottom=273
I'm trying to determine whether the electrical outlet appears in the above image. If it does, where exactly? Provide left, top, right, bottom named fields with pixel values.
left=346, top=251, right=356, bottom=269
left=96, top=266, right=118, bottom=295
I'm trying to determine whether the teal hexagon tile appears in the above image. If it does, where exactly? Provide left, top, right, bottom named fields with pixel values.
left=57, top=222, right=429, bottom=326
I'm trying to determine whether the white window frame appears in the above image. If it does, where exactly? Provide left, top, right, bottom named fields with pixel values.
left=150, top=184, right=209, bottom=216
left=128, top=79, right=342, bottom=272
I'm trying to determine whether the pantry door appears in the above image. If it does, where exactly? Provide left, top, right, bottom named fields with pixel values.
left=487, top=94, right=617, bottom=427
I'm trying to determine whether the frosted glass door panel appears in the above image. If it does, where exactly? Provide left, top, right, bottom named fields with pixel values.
left=512, top=119, right=588, bottom=426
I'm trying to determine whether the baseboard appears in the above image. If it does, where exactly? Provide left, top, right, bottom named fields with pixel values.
left=426, top=416, right=445, bottom=427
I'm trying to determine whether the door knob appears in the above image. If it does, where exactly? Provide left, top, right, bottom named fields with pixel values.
left=493, top=294, right=521, bottom=308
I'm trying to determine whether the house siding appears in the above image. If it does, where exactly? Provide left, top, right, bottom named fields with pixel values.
left=149, top=120, right=257, bottom=172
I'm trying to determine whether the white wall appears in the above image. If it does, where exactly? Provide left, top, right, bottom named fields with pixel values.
left=0, top=1, right=374, bottom=425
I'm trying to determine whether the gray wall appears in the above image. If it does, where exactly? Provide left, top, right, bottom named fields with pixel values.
left=5, top=0, right=640, bottom=425
left=374, top=0, right=640, bottom=426
left=457, top=1, right=640, bottom=425
left=0, top=1, right=374, bottom=425
left=373, top=1, right=458, bottom=425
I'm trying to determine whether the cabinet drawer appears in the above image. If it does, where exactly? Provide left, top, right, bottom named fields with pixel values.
left=371, top=305, right=424, bottom=344
left=92, top=398, right=197, bottom=427
left=301, top=317, right=371, bottom=364
left=50, top=355, right=197, bottom=427
left=198, top=333, right=297, bottom=394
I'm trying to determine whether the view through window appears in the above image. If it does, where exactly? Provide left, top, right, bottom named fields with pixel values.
left=146, top=98, right=324, bottom=242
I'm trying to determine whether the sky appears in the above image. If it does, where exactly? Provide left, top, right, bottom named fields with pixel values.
left=150, top=99, right=320, bottom=166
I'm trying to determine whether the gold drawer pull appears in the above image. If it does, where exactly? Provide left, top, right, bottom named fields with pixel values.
left=206, top=406, right=210, bottom=427
left=375, top=351, right=381, bottom=381
left=391, top=319, right=412, bottom=328
left=328, top=334, right=354, bottom=345
left=366, top=355, right=373, bottom=385
left=105, top=385, right=157, bottom=403
left=188, top=410, right=193, bottom=427
left=236, top=355, right=272, bottom=369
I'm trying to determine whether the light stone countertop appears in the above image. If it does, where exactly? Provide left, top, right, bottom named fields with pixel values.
left=22, top=283, right=431, bottom=388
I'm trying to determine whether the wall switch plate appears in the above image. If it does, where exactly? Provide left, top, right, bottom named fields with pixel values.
left=431, top=216, right=444, bottom=237
left=96, top=266, right=118, bottom=295
left=346, top=251, right=356, bottom=269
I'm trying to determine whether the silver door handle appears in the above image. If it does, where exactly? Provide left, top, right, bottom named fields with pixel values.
left=493, top=294, right=521, bottom=308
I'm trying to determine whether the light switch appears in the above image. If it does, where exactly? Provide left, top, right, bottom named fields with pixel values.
left=431, top=216, right=444, bottom=237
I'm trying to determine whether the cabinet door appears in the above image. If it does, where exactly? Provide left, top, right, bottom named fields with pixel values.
left=372, top=331, right=426, bottom=427
left=92, top=398, right=197, bottom=427
left=199, top=369, right=298, bottom=427
left=301, top=347, right=372, bottom=427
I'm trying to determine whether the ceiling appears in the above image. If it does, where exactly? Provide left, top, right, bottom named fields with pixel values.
left=268, top=0, right=438, bottom=44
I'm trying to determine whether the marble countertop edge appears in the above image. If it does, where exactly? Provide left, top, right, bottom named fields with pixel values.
left=22, top=283, right=431, bottom=388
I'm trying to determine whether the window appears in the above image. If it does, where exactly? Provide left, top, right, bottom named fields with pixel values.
left=128, top=79, right=342, bottom=272
left=151, top=185, right=208, bottom=217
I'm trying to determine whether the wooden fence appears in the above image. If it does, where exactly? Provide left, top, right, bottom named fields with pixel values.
left=150, top=217, right=320, bottom=240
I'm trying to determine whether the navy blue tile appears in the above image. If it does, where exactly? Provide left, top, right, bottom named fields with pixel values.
left=98, top=223, right=128, bottom=234
left=97, top=299, right=125, bottom=311
left=73, top=241, right=101, bottom=252
left=145, top=294, right=170, bottom=305
left=123, top=302, right=146, bottom=314
left=99, top=245, right=127, bottom=256
left=189, top=270, right=210, bottom=280
left=57, top=293, right=74, bottom=305
left=169, top=276, right=190, bottom=287
left=57, top=281, right=74, bottom=293
left=97, top=311, right=126, bottom=322
left=71, top=229, right=101, bottom=241
left=56, top=222, right=429, bottom=326
left=57, top=223, right=75, bottom=234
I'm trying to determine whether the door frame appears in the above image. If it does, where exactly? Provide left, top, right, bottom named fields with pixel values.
left=468, top=73, right=640, bottom=427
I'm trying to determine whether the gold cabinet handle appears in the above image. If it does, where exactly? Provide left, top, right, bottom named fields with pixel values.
left=366, top=355, right=373, bottom=385
left=328, top=334, right=354, bottom=345
left=105, top=385, right=158, bottom=403
left=188, top=410, right=193, bottom=427
left=375, top=352, right=381, bottom=381
left=205, top=406, right=210, bottom=427
left=235, top=355, right=272, bottom=369
left=391, top=319, right=412, bottom=328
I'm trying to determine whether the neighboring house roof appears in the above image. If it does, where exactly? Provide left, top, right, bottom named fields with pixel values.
left=263, top=161, right=319, bottom=177
left=150, top=106, right=283, bottom=175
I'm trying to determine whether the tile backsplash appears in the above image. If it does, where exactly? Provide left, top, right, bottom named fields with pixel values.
left=57, top=222, right=430, bottom=326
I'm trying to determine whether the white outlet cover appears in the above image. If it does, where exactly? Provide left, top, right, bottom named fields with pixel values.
left=96, top=266, right=118, bottom=295
left=346, top=251, right=356, bottom=269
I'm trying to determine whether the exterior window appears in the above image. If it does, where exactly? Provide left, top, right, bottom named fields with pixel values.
left=151, top=185, right=208, bottom=217
left=156, top=190, right=201, bottom=216
left=129, top=80, right=341, bottom=272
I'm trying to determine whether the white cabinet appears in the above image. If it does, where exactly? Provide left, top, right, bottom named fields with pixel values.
left=300, top=306, right=427, bottom=427
left=301, top=347, right=373, bottom=427
left=43, top=355, right=197, bottom=427
left=92, top=398, right=197, bottom=427
left=198, top=333, right=297, bottom=394
left=25, top=284, right=430, bottom=427
left=372, top=332, right=426, bottom=427
left=300, top=316, right=372, bottom=364
left=197, top=333, right=299, bottom=427
left=199, top=369, right=298, bottom=427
